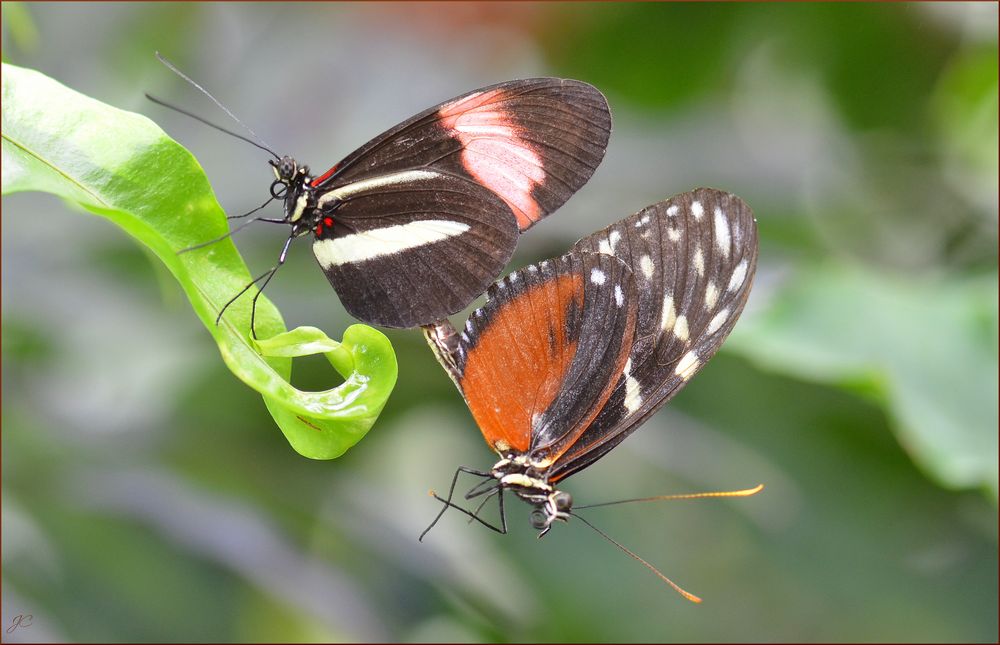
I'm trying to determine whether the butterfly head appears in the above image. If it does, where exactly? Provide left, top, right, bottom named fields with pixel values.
left=269, top=155, right=310, bottom=193
left=529, top=490, right=573, bottom=537
left=267, top=156, right=319, bottom=231
left=492, top=456, right=573, bottom=536
left=270, top=155, right=300, bottom=184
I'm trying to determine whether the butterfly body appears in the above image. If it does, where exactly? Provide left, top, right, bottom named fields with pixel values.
left=488, top=455, right=576, bottom=533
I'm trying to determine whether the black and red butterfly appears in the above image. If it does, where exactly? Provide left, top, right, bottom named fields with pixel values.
left=270, top=78, right=611, bottom=329
left=421, top=187, right=759, bottom=600
left=153, top=59, right=611, bottom=331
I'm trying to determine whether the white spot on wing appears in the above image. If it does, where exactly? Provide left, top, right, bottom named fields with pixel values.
left=728, top=259, right=749, bottom=292
left=598, top=230, right=621, bottom=256
left=614, top=284, right=624, bottom=307
left=714, top=207, right=731, bottom=257
left=673, top=315, right=689, bottom=341
left=590, top=268, right=606, bottom=285
left=313, top=219, right=470, bottom=268
left=707, top=308, right=730, bottom=335
left=667, top=228, right=681, bottom=242
left=639, top=255, right=654, bottom=279
left=635, top=214, right=651, bottom=227
left=666, top=205, right=679, bottom=217
left=623, top=357, right=642, bottom=413
left=660, top=295, right=676, bottom=331
left=693, top=248, right=705, bottom=276
left=691, top=201, right=704, bottom=220
left=705, top=282, right=718, bottom=310
left=674, top=351, right=701, bottom=380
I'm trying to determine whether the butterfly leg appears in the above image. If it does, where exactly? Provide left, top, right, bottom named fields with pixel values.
left=215, top=266, right=278, bottom=327
left=247, top=233, right=296, bottom=339
left=459, top=472, right=514, bottom=531
left=419, top=465, right=496, bottom=541
left=179, top=213, right=284, bottom=254
left=465, top=485, right=500, bottom=523
left=213, top=231, right=294, bottom=337
left=427, top=490, right=508, bottom=536
left=226, top=195, right=277, bottom=220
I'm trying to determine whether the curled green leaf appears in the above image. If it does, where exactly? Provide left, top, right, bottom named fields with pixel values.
left=0, top=62, right=398, bottom=459
left=256, top=325, right=397, bottom=459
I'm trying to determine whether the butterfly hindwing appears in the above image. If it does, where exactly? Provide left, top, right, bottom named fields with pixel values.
left=455, top=252, right=638, bottom=461
left=316, top=78, right=612, bottom=232
left=312, top=173, right=519, bottom=328
left=549, top=188, right=758, bottom=482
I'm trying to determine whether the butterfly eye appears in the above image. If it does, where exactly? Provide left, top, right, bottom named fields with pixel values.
left=529, top=509, right=548, bottom=529
left=553, top=491, right=573, bottom=512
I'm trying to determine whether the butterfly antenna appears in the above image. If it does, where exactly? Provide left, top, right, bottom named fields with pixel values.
left=571, top=511, right=702, bottom=603
left=574, top=484, right=764, bottom=510
left=149, top=52, right=279, bottom=160
left=145, top=93, right=278, bottom=159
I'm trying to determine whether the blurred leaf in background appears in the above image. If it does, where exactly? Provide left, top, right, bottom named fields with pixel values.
left=730, top=265, right=998, bottom=498
left=2, top=2, right=996, bottom=642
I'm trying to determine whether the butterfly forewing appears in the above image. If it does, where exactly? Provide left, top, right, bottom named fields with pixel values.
left=549, top=188, right=758, bottom=482
left=317, top=78, right=612, bottom=231
left=455, top=253, right=638, bottom=460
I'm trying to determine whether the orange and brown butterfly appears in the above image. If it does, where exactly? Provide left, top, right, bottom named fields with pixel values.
left=422, top=187, right=762, bottom=602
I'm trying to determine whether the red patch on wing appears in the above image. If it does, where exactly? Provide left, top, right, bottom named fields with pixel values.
left=439, top=89, right=545, bottom=230
left=316, top=217, right=334, bottom=237
left=311, top=163, right=339, bottom=187
left=460, top=273, right=584, bottom=453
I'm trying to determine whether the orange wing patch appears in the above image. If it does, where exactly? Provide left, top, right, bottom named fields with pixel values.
left=460, top=272, right=584, bottom=454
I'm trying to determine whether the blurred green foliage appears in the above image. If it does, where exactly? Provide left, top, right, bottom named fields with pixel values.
left=2, top=2, right=996, bottom=642
left=730, top=264, right=998, bottom=497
